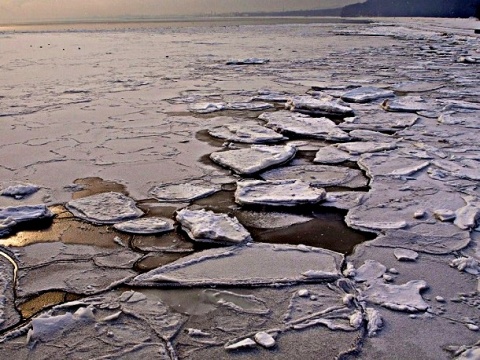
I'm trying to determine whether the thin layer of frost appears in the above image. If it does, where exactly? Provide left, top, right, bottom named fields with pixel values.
left=131, top=243, right=343, bottom=287
left=235, top=179, right=326, bottom=207
left=285, top=96, right=354, bottom=116
left=210, top=145, right=296, bottom=175
left=149, top=183, right=219, bottom=202
left=176, top=208, right=251, bottom=244
left=260, top=164, right=368, bottom=189
left=259, top=110, right=350, bottom=141
left=66, top=192, right=143, bottom=225
left=208, top=123, right=286, bottom=144
left=341, top=87, right=394, bottom=103
left=113, top=217, right=175, bottom=235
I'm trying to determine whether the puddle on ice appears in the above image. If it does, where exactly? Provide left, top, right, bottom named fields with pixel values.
left=71, top=177, right=128, bottom=199
left=18, top=291, right=82, bottom=319
left=251, top=208, right=376, bottom=254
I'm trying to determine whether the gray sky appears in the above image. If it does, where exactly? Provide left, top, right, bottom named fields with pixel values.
left=0, top=0, right=362, bottom=24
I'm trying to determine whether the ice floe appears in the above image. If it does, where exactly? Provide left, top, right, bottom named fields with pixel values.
left=208, top=123, right=286, bottom=143
left=235, top=179, right=326, bottom=207
left=210, top=145, right=296, bottom=175
left=393, top=248, right=419, bottom=261
left=259, top=110, right=350, bottom=141
left=313, top=146, right=358, bottom=164
left=360, top=280, right=430, bottom=312
left=149, top=183, right=220, bottom=203
left=176, top=208, right=251, bottom=244
left=1, top=183, right=40, bottom=199
left=235, top=211, right=312, bottom=229
left=381, top=96, right=436, bottom=113
left=132, top=243, right=343, bottom=287
left=336, top=141, right=398, bottom=155
left=285, top=96, right=354, bottom=117
left=113, top=217, right=175, bottom=235
left=226, top=58, right=269, bottom=65
left=0, top=254, right=20, bottom=331
left=189, top=102, right=226, bottom=113
left=341, top=86, right=394, bottom=103
left=0, top=204, right=53, bottom=236
left=322, top=191, right=366, bottom=210
left=66, top=192, right=143, bottom=225
left=260, top=164, right=368, bottom=189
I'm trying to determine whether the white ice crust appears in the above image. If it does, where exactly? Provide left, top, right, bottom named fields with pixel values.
left=235, top=179, right=326, bottom=207
left=66, top=192, right=143, bottom=224
left=149, top=183, right=220, bottom=202
left=259, top=110, right=350, bottom=141
left=210, top=145, right=296, bottom=175
left=176, top=208, right=251, bottom=244
left=113, top=217, right=175, bottom=235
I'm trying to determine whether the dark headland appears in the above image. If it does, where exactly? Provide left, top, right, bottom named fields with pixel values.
left=341, top=0, right=480, bottom=18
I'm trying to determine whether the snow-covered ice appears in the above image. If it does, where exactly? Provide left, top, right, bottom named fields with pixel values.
left=176, top=208, right=251, bottom=244
left=210, top=145, right=296, bottom=175
left=149, top=183, right=220, bottom=203
left=235, top=179, right=326, bottom=207
left=66, top=192, right=143, bottom=224
left=113, top=217, right=175, bottom=235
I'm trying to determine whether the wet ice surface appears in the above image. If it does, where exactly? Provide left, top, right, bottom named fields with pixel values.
left=1, top=16, right=480, bottom=359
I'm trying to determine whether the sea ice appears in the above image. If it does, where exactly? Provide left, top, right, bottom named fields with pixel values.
left=434, top=209, right=456, bottom=222
left=313, top=146, right=358, bottom=164
left=450, top=257, right=480, bottom=275
left=235, top=179, right=326, bottom=207
left=66, top=192, right=143, bottom=225
left=341, top=86, right=394, bottom=103
left=254, top=331, right=276, bottom=348
left=189, top=102, right=226, bottom=113
left=225, top=338, right=256, bottom=350
left=113, top=217, right=175, bottom=235
left=235, top=211, right=312, bottom=229
left=381, top=96, right=436, bottom=113
left=0, top=204, right=53, bottom=236
left=360, top=280, right=430, bottom=312
left=176, top=208, right=251, bottom=244
left=336, top=141, right=397, bottom=155
left=1, top=183, right=40, bottom=199
left=259, top=110, right=350, bottom=141
left=354, top=260, right=387, bottom=283
left=393, top=248, right=419, bottom=261
left=321, top=192, right=365, bottom=210
left=225, top=102, right=273, bottom=111
left=149, top=183, right=220, bottom=202
left=208, top=123, right=286, bottom=143
left=0, top=254, right=21, bottom=331
left=131, top=243, right=343, bottom=287
left=365, top=308, right=383, bottom=337
left=369, top=225, right=471, bottom=255
left=260, top=164, right=368, bottom=189
left=285, top=96, right=354, bottom=117
left=226, top=58, right=269, bottom=65
left=210, top=145, right=296, bottom=175
left=454, top=196, right=480, bottom=230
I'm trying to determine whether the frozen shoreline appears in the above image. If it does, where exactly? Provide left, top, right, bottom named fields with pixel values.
left=0, top=17, right=479, bottom=359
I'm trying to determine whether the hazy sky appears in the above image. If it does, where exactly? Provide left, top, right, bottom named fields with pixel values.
left=0, top=0, right=362, bottom=23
